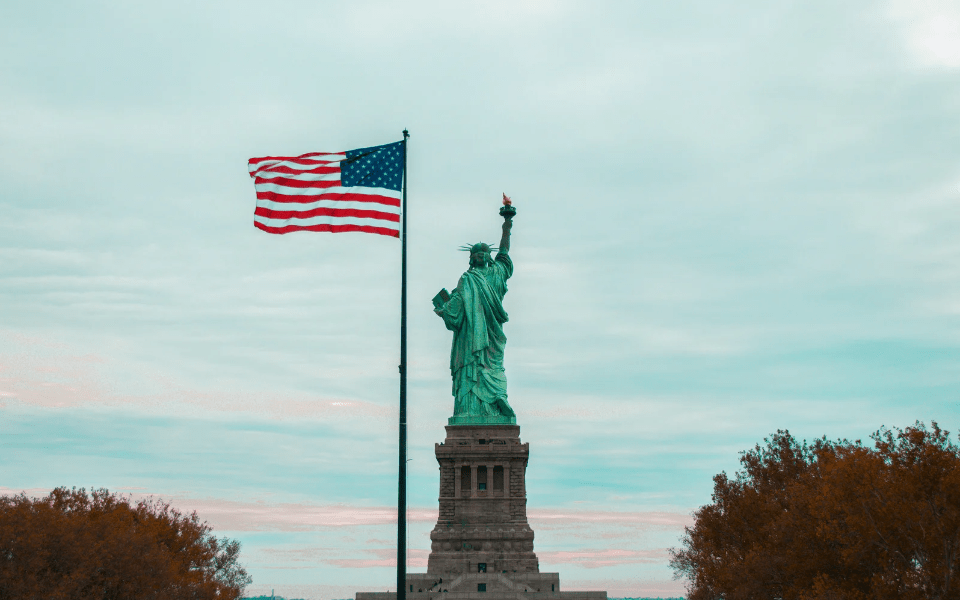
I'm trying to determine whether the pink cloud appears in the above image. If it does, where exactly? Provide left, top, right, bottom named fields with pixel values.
left=325, top=548, right=430, bottom=569
left=538, top=548, right=668, bottom=568
left=161, top=498, right=438, bottom=532
left=530, top=509, right=692, bottom=527
left=0, top=487, right=691, bottom=596
left=0, top=487, right=692, bottom=537
left=253, top=546, right=431, bottom=569
left=0, top=329, right=392, bottom=418
left=0, top=345, right=111, bottom=408
left=252, top=543, right=678, bottom=580
left=166, top=498, right=693, bottom=536
left=0, top=487, right=55, bottom=498
left=249, top=542, right=676, bottom=572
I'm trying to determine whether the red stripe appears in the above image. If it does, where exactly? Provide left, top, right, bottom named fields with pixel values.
left=254, top=221, right=399, bottom=237
left=254, top=206, right=400, bottom=223
left=258, top=165, right=339, bottom=176
left=255, top=190, right=401, bottom=207
left=255, top=176, right=339, bottom=189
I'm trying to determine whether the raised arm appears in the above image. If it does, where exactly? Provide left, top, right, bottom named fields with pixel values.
left=498, top=216, right=512, bottom=256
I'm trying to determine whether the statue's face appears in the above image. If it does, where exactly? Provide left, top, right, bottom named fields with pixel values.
left=469, top=244, right=490, bottom=268
left=469, top=250, right=487, bottom=268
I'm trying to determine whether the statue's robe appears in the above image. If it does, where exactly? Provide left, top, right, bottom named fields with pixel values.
left=439, top=253, right=516, bottom=418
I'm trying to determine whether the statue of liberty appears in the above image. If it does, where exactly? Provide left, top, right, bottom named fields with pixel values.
left=433, top=197, right=517, bottom=424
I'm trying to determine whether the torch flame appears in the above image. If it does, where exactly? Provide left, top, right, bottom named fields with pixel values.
left=502, top=193, right=512, bottom=206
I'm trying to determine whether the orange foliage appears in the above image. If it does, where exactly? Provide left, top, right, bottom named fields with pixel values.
left=670, top=422, right=960, bottom=600
left=0, top=487, right=251, bottom=599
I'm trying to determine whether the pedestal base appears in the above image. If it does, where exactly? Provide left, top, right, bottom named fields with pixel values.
left=357, top=572, right=606, bottom=600
left=355, top=424, right=607, bottom=600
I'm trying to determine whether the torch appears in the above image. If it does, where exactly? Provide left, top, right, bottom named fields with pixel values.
left=499, top=193, right=517, bottom=220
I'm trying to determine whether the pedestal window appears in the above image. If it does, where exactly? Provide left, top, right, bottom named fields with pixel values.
left=461, top=466, right=471, bottom=495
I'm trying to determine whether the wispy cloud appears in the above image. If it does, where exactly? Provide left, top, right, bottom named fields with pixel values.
left=887, top=0, right=960, bottom=69
left=3, top=1, right=960, bottom=597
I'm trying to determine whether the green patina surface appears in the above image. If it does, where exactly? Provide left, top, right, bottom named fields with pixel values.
left=434, top=209, right=516, bottom=426
left=447, top=414, right=517, bottom=425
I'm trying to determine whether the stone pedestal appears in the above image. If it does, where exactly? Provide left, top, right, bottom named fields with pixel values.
left=428, top=424, right=537, bottom=576
left=356, top=425, right=607, bottom=600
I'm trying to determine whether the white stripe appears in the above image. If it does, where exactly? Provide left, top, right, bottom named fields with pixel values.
left=255, top=214, right=399, bottom=230
left=256, top=198, right=400, bottom=214
left=248, top=153, right=345, bottom=175
left=255, top=170, right=341, bottom=182
left=293, top=152, right=345, bottom=160
left=254, top=182, right=402, bottom=199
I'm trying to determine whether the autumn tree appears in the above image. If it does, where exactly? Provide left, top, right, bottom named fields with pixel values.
left=669, top=421, right=960, bottom=600
left=0, top=487, right=252, bottom=600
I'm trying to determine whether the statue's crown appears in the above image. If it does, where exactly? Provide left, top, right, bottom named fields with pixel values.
left=459, top=243, right=497, bottom=253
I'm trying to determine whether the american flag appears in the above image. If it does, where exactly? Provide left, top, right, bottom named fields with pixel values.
left=247, top=140, right=404, bottom=237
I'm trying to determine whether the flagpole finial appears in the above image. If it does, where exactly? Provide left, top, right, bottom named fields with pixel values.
left=403, top=129, right=409, bottom=139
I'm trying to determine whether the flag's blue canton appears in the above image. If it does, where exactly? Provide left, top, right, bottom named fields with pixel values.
left=342, top=141, right=404, bottom=191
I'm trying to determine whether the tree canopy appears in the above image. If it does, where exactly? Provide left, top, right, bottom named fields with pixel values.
left=0, top=487, right=251, bottom=600
left=670, top=421, right=960, bottom=600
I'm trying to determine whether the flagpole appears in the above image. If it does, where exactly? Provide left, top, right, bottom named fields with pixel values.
left=398, top=128, right=409, bottom=600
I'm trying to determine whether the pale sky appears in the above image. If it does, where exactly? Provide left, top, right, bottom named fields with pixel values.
left=2, top=1, right=960, bottom=598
